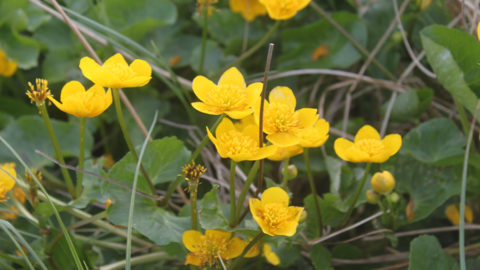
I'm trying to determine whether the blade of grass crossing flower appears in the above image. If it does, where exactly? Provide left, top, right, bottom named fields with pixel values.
left=459, top=100, right=480, bottom=270
left=125, top=111, right=159, bottom=270
left=0, top=135, right=85, bottom=270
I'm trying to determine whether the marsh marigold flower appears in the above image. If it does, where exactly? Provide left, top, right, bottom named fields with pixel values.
left=182, top=229, right=247, bottom=267
left=48, top=81, right=112, bottom=118
left=267, top=145, right=304, bottom=161
left=245, top=242, right=280, bottom=265
left=230, top=0, right=267, bottom=21
left=207, top=118, right=277, bottom=162
left=79, top=53, right=152, bottom=88
left=250, top=187, right=303, bottom=236
left=0, top=163, right=16, bottom=201
left=334, top=125, right=401, bottom=163
left=297, top=118, right=329, bottom=148
left=254, top=86, right=319, bottom=147
left=0, top=49, right=17, bottom=77
left=445, top=204, right=473, bottom=226
left=371, top=171, right=395, bottom=194
left=192, top=67, right=263, bottom=119
left=259, top=0, right=311, bottom=20
left=26, top=79, right=52, bottom=106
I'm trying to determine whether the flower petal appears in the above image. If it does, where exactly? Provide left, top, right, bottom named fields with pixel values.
left=182, top=230, right=203, bottom=252
left=215, top=118, right=235, bottom=136
left=122, top=76, right=152, bottom=88
left=266, top=132, right=299, bottom=147
left=269, top=86, right=296, bottom=108
left=261, top=187, right=289, bottom=206
left=191, top=102, right=222, bottom=115
left=192, top=75, right=216, bottom=102
left=60, top=81, right=85, bottom=102
left=334, top=138, right=355, bottom=162
left=104, top=53, right=128, bottom=66
left=185, top=253, right=202, bottom=266
left=130, top=59, right=152, bottom=77
left=79, top=57, right=101, bottom=82
left=225, top=237, right=248, bottom=259
left=263, top=244, right=280, bottom=265
left=218, top=67, right=246, bottom=87
left=205, top=229, right=231, bottom=240
left=267, top=145, right=304, bottom=161
left=274, top=206, right=303, bottom=236
left=225, top=110, right=253, bottom=119
left=251, top=145, right=277, bottom=160
left=382, top=134, right=402, bottom=156
left=354, top=125, right=380, bottom=142
left=246, top=82, right=263, bottom=106
left=296, top=108, right=319, bottom=129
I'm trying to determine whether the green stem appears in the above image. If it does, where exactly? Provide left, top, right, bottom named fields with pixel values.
left=229, top=231, right=264, bottom=270
left=454, top=98, right=470, bottom=137
left=459, top=100, right=480, bottom=270
left=342, top=162, right=372, bottom=225
left=281, top=158, right=290, bottom=190
left=39, top=104, right=75, bottom=198
left=304, top=149, right=323, bottom=236
left=229, top=160, right=237, bottom=227
left=199, top=6, right=209, bottom=75
left=190, top=180, right=199, bottom=230
left=112, top=89, right=156, bottom=194
left=222, top=21, right=280, bottom=72
left=190, top=114, right=225, bottom=162
left=235, top=161, right=260, bottom=223
left=76, top=117, right=86, bottom=197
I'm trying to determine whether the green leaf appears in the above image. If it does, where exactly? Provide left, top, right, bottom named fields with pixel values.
left=400, top=118, right=465, bottom=165
left=384, top=88, right=433, bottom=122
left=190, top=40, right=235, bottom=78
left=0, top=115, right=93, bottom=168
left=199, top=187, right=228, bottom=229
left=421, top=25, right=480, bottom=116
left=0, top=96, right=36, bottom=117
left=310, top=244, right=333, bottom=270
left=278, top=12, right=367, bottom=70
left=42, top=49, right=83, bottom=83
left=0, top=25, right=40, bottom=69
left=409, top=235, right=459, bottom=270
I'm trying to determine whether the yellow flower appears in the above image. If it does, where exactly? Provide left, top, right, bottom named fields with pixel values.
left=79, top=53, right=152, bottom=88
left=416, top=0, right=432, bottom=10
left=249, top=187, right=303, bottom=236
left=245, top=242, right=280, bottom=265
left=229, top=0, right=267, bottom=21
left=365, top=190, right=379, bottom=204
left=26, top=79, right=52, bottom=107
left=254, top=86, right=319, bottom=147
left=445, top=204, right=473, bottom=226
left=477, top=22, right=480, bottom=41
left=207, top=118, right=277, bottom=162
left=182, top=229, right=247, bottom=267
left=267, top=145, right=304, bottom=161
left=48, top=81, right=112, bottom=118
left=258, top=0, right=310, bottom=20
left=334, top=125, right=401, bottom=163
left=371, top=171, right=395, bottom=194
left=0, top=49, right=17, bottom=77
left=297, top=118, right=329, bottom=148
left=312, top=44, right=329, bottom=61
left=0, top=163, right=16, bottom=201
left=191, top=67, right=263, bottom=119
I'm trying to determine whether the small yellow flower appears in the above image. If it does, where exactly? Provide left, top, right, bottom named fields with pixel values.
left=445, top=204, right=473, bottom=226
left=371, top=171, right=395, bottom=194
left=267, top=145, right=304, bottom=161
left=366, top=189, right=379, bottom=204
left=229, top=0, right=267, bottom=21
left=334, top=125, right=402, bottom=163
left=191, top=67, right=263, bottom=119
left=250, top=187, right=303, bottom=236
left=207, top=118, right=277, bottom=162
left=254, top=86, right=319, bottom=147
left=312, top=44, right=329, bottom=61
left=48, top=81, right=112, bottom=118
left=0, top=49, right=17, bottom=77
left=477, top=22, right=480, bottom=41
left=297, top=118, right=329, bottom=148
left=26, top=79, right=52, bottom=106
left=105, top=199, right=113, bottom=209
left=258, top=0, right=311, bottom=20
left=245, top=242, right=280, bottom=265
left=182, top=229, right=247, bottom=267
left=0, top=163, right=16, bottom=201
left=79, top=53, right=152, bottom=89
left=416, top=0, right=432, bottom=10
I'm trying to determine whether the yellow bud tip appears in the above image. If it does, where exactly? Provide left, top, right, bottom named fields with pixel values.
left=371, top=171, right=396, bottom=194
left=366, top=190, right=380, bottom=204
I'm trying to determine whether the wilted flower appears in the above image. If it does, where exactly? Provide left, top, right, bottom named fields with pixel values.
left=0, top=49, right=17, bottom=77
left=230, top=0, right=267, bottom=21
left=79, top=53, right=152, bottom=88
left=207, top=117, right=277, bottom=162
left=258, top=0, right=311, bottom=20
left=26, top=79, right=52, bottom=106
left=191, top=67, right=263, bottom=119
left=445, top=204, right=473, bottom=226
left=182, top=229, right=247, bottom=267
left=254, top=86, right=319, bottom=147
left=48, top=81, right=112, bottom=118
left=371, top=171, right=396, bottom=194
left=0, top=163, right=16, bottom=201
left=182, top=162, right=207, bottom=182
left=334, top=125, right=401, bottom=163
left=250, top=187, right=303, bottom=236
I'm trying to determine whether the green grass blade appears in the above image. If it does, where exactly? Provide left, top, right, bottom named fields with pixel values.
left=0, top=221, right=43, bottom=270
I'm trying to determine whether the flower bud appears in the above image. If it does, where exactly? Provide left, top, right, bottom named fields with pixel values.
left=389, top=192, right=400, bottom=203
left=366, top=190, right=379, bottom=204
left=287, top=164, right=298, bottom=179
left=299, top=210, right=307, bottom=223
left=371, top=171, right=395, bottom=194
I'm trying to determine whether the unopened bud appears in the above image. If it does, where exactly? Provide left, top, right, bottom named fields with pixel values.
left=389, top=192, right=400, bottom=203
left=287, top=164, right=298, bottom=179
left=366, top=189, right=379, bottom=204
left=371, top=171, right=395, bottom=195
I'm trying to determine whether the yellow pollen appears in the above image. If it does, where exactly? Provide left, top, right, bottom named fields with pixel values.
left=217, top=131, right=258, bottom=156
left=356, top=139, right=384, bottom=156
left=191, top=234, right=228, bottom=266
left=26, top=78, right=52, bottom=106
left=260, top=203, right=289, bottom=230
left=264, top=103, right=298, bottom=133
left=206, top=84, right=248, bottom=111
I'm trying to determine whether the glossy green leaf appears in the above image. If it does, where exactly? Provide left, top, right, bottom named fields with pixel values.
left=199, top=187, right=228, bottom=229
left=310, top=244, right=333, bottom=270
left=400, top=118, right=465, bottom=165
left=384, top=88, right=433, bottom=122
left=0, top=25, right=40, bottom=69
left=409, top=235, right=459, bottom=270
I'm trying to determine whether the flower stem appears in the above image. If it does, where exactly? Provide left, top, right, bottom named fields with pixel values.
left=235, top=160, right=259, bottom=224
left=190, top=114, right=225, bottom=162
left=459, top=100, right=480, bottom=270
left=199, top=6, right=209, bottom=75
left=304, top=149, right=323, bottom=236
left=229, top=160, right=237, bottom=227
left=281, top=158, right=290, bottom=190
left=241, top=21, right=250, bottom=53
left=190, top=179, right=199, bottom=230
left=112, top=89, right=156, bottom=195
left=75, top=117, right=86, bottom=197
left=39, top=104, right=75, bottom=198
left=342, top=162, right=372, bottom=226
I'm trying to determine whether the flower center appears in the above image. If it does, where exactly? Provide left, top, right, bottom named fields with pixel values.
left=217, top=130, right=258, bottom=156
left=356, top=139, right=384, bottom=156
left=191, top=234, right=229, bottom=266
left=259, top=203, right=289, bottom=231
left=104, top=63, right=135, bottom=81
left=264, top=103, right=299, bottom=133
left=205, top=84, right=248, bottom=111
